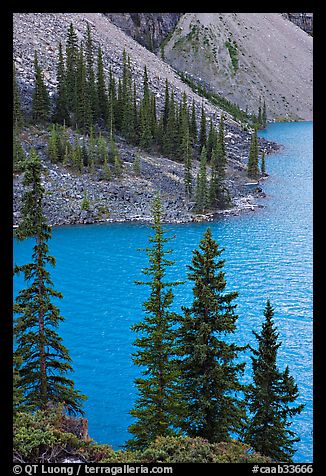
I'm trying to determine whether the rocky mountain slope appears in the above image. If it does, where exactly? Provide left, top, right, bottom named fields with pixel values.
left=13, top=13, right=279, bottom=226
left=161, top=13, right=313, bottom=121
left=104, top=13, right=182, bottom=51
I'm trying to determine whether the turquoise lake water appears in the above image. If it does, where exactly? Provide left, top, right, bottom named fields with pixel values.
left=13, top=121, right=313, bottom=462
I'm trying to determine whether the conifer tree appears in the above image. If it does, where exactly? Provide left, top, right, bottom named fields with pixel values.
left=133, top=152, right=141, bottom=176
left=14, top=149, right=86, bottom=415
left=76, top=43, right=92, bottom=132
left=85, top=23, right=98, bottom=122
left=163, top=90, right=177, bottom=157
left=262, top=100, right=267, bottom=129
left=190, top=99, right=198, bottom=145
left=13, top=63, right=23, bottom=129
left=32, top=51, right=50, bottom=124
left=47, top=125, right=59, bottom=163
left=53, top=42, right=69, bottom=124
left=217, top=114, right=226, bottom=173
left=247, top=129, right=260, bottom=179
left=121, top=50, right=134, bottom=141
left=13, top=132, right=26, bottom=173
left=261, top=151, right=266, bottom=175
left=209, top=142, right=222, bottom=208
left=96, top=46, right=108, bottom=124
left=127, top=195, right=184, bottom=451
left=206, top=118, right=216, bottom=162
left=107, top=67, right=116, bottom=137
left=199, top=104, right=207, bottom=151
left=181, top=123, right=192, bottom=197
left=65, top=23, right=79, bottom=116
left=139, top=66, right=153, bottom=150
left=195, top=146, right=208, bottom=212
left=176, top=228, right=247, bottom=442
left=245, top=300, right=304, bottom=462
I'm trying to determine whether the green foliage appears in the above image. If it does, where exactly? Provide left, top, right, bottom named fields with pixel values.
left=139, top=436, right=272, bottom=463
left=14, top=150, right=86, bottom=415
left=245, top=300, right=304, bottom=462
left=53, top=42, right=69, bottom=124
left=261, top=151, right=266, bottom=175
left=13, top=63, right=24, bottom=129
left=247, top=129, right=260, bottom=179
left=14, top=410, right=81, bottom=463
left=127, top=196, right=184, bottom=451
left=81, top=191, right=90, bottom=211
left=133, top=153, right=141, bottom=176
left=225, top=39, right=239, bottom=74
left=13, top=131, right=26, bottom=173
left=179, top=71, right=256, bottom=126
left=176, top=228, right=247, bottom=442
left=32, top=51, right=50, bottom=124
left=195, top=146, right=208, bottom=212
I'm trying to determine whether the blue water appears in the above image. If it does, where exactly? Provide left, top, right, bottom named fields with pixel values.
left=13, top=121, right=313, bottom=462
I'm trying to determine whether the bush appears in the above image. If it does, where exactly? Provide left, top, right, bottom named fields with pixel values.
left=139, top=436, right=272, bottom=463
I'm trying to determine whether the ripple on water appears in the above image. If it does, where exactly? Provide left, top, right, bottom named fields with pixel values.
left=13, top=122, right=313, bottom=461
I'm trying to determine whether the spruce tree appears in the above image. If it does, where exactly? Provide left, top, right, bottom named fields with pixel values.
left=65, top=23, right=79, bottom=117
left=199, top=103, right=207, bottom=151
left=13, top=63, right=23, bottom=129
left=96, top=46, right=108, bottom=124
left=176, top=228, right=247, bottom=442
left=47, top=124, right=59, bottom=163
left=245, top=300, right=304, bottom=462
left=209, top=142, right=222, bottom=208
left=139, top=66, right=153, bottom=150
left=190, top=99, right=198, bottom=145
left=85, top=22, right=98, bottom=122
left=53, top=42, right=69, bottom=124
left=206, top=118, right=216, bottom=162
left=13, top=132, right=26, bottom=173
left=262, top=99, right=267, bottom=129
left=195, top=146, right=208, bottom=212
left=76, top=43, right=92, bottom=132
left=261, top=151, right=266, bottom=175
left=217, top=114, right=226, bottom=175
left=178, top=119, right=192, bottom=197
left=247, top=129, right=259, bottom=179
left=127, top=195, right=184, bottom=451
left=14, top=149, right=86, bottom=415
left=32, top=51, right=50, bottom=124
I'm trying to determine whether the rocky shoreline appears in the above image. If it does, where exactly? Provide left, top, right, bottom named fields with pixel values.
left=13, top=136, right=276, bottom=228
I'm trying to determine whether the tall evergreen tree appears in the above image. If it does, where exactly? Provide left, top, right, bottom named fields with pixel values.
left=217, top=114, right=226, bottom=173
left=139, top=66, right=153, bottom=150
left=96, top=46, right=108, bottom=124
left=76, top=43, right=92, bottom=132
left=65, top=23, right=79, bottom=116
left=262, top=99, right=267, bottom=129
left=261, top=151, right=266, bottom=175
left=176, top=228, right=247, bottom=442
left=247, top=129, right=260, bottom=179
left=31, top=51, right=50, bottom=124
left=190, top=99, right=198, bottom=145
left=195, top=146, right=208, bottom=212
left=85, top=22, right=98, bottom=122
left=199, top=104, right=207, bottom=151
left=206, top=118, right=216, bottom=162
left=182, top=124, right=193, bottom=198
left=13, top=149, right=86, bottom=415
left=209, top=141, right=222, bottom=208
left=53, top=42, right=69, bottom=124
left=13, top=63, right=23, bottom=129
left=245, top=300, right=304, bottom=462
left=127, top=195, right=184, bottom=451
left=47, top=124, right=59, bottom=163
